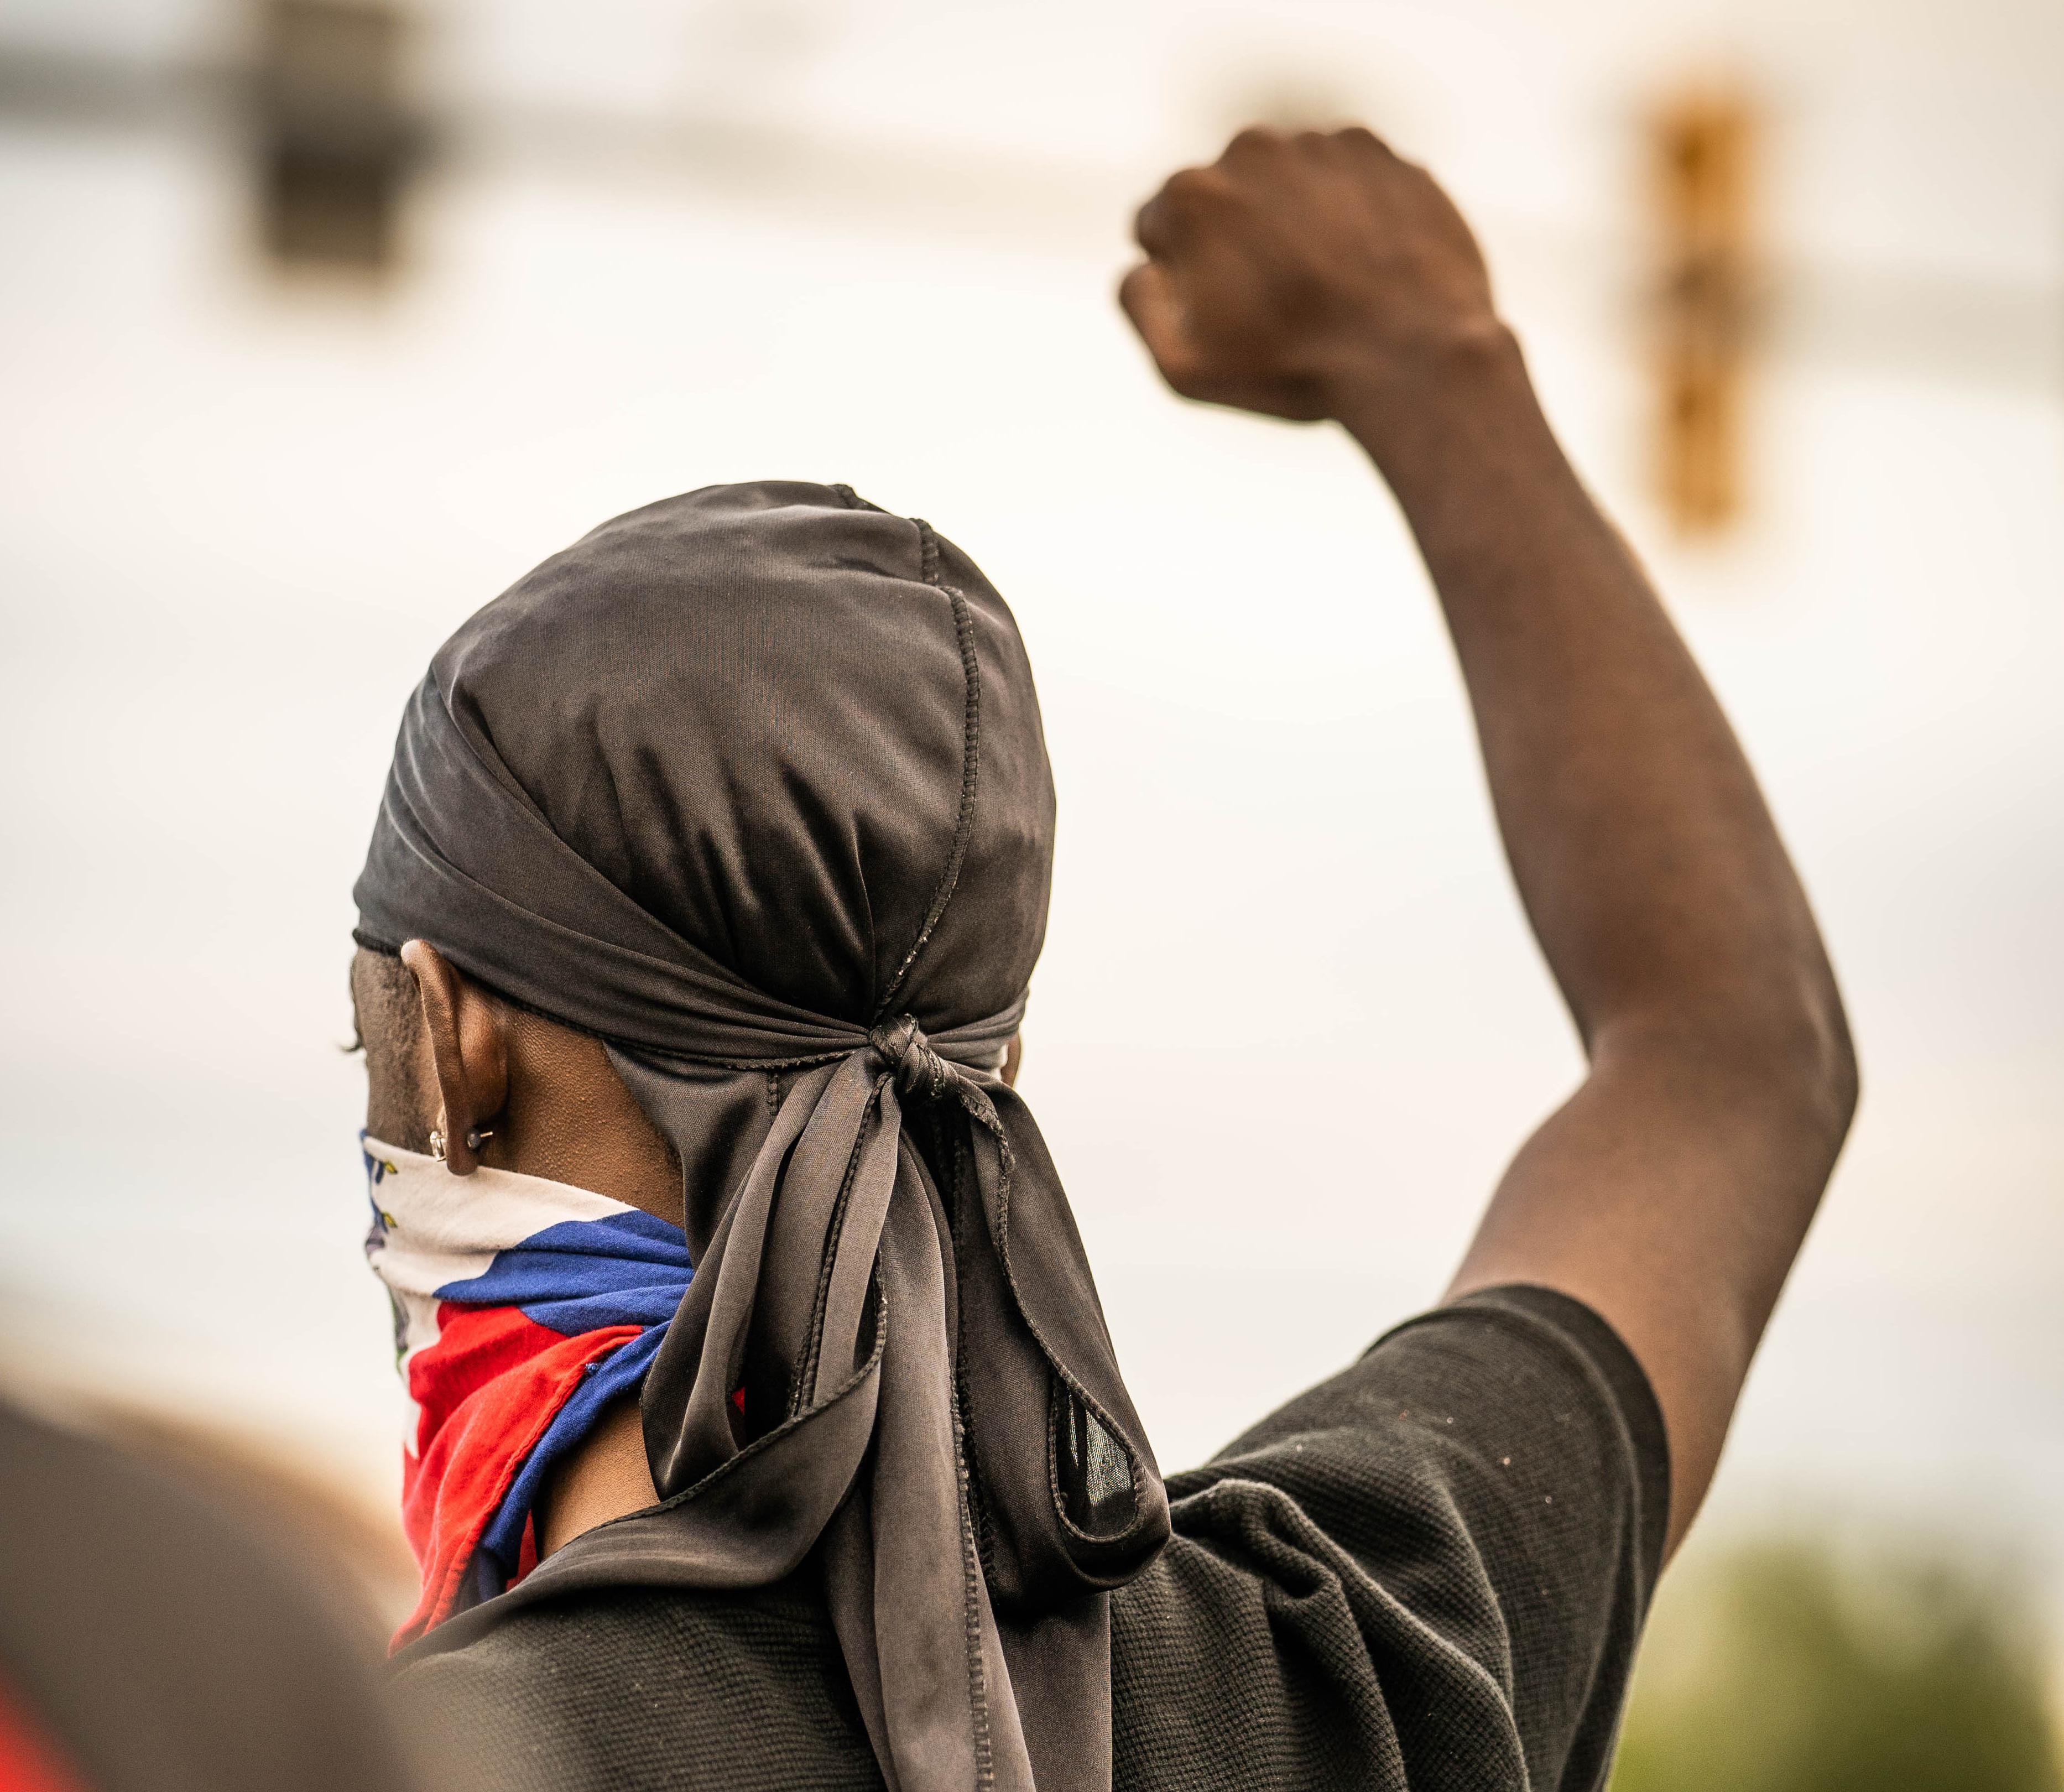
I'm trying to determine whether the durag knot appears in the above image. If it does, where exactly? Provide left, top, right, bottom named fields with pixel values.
left=869, top=1012, right=957, bottom=1103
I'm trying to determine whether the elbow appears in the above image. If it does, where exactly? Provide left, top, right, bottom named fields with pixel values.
left=1824, top=989, right=1860, bottom=1133
left=1729, top=965, right=1860, bottom=1164
left=1599, top=959, right=1860, bottom=1159
left=1794, top=981, right=1859, bottom=1161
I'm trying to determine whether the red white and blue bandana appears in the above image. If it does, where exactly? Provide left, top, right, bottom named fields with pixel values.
left=361, top=1135, right=690, bottom=1647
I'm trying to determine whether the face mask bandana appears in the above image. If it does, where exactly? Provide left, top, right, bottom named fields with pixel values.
left=361, top=1133, right=691, bottom=1647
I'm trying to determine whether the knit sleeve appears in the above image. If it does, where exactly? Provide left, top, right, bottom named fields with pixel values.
left=1108, top=1285, right=1669, bottom=1792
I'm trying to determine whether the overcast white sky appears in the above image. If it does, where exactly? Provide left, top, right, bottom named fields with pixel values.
left=0, top=0, right=2059, bottom=1616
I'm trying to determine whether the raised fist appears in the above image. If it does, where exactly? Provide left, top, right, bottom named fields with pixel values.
left=1120, top=126, right=1505, bottom=424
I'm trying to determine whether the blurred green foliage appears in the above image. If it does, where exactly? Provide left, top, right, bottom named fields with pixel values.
left=1609, top=1534, right=2060, bottom=1792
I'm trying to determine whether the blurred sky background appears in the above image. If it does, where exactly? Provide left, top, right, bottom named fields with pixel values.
left=0, top=0, right=2059, bottom=1651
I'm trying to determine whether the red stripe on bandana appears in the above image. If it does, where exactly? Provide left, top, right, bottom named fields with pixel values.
left=396, top=1303, right=641, bottom=1647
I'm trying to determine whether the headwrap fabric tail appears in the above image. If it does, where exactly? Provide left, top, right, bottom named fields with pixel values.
left=629, top=1042, right=1165, bottom=1792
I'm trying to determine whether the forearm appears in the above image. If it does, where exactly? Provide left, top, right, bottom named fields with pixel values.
left=1338, top=330, right=1849, bottom=1095
left=1341, top=331, right=1854, bottom=1546
left=1119, top=126, right=1858, bottom=1550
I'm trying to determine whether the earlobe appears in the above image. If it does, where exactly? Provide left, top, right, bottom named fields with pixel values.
left=400, top=940, right=509, bottom=1176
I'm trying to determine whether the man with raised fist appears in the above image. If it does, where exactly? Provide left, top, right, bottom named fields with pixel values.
left=367, top=128, right=1853, bottom=1792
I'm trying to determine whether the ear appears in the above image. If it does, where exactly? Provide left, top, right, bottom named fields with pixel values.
left=1002, top=1032, right=1023, bottom=1089
left=399, top=940, right=510, bottom=1177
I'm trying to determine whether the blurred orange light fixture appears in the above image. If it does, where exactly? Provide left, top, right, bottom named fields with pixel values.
left=1650, top=85, right=1756, bottom=535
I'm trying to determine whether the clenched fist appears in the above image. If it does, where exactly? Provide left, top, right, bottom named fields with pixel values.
left=1120, top=127, right=1507, bottom=426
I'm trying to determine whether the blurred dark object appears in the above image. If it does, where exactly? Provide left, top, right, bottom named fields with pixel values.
left=1609, top=1533, right=2061, bottom=1792
left=92, top=1404, right=422, bottom=1634
left=0, top=1397, right=426, bottom=1792
left=1651, top=87, right=1756, bottom=536
left=256, top=0, right=415, bottom=272
left=0, top=1670, right=92, bottom=1792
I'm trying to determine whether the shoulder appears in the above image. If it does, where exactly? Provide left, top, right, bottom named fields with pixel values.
left=1107, top=1288, right=1668, bottom=1792
left=389, top=1579, right=883, bottom=1792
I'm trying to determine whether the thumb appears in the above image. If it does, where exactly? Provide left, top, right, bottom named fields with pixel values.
left=1118, top=261, right=1202, bottom=395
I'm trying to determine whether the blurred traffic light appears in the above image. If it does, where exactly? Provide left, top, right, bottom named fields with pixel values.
left=256, top=1, right=416, bottom=272
left=1651, top=87, right=1757, bottom=535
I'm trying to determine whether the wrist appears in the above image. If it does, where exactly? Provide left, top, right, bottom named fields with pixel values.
left=1323, top=320, right=1536, bottom=470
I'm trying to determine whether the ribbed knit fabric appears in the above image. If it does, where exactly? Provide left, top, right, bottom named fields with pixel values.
left=392, top=1285, right=1667, bottom=1792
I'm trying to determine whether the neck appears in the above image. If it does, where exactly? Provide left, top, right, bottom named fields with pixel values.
left=477, top=1010, right=683, bottom=1225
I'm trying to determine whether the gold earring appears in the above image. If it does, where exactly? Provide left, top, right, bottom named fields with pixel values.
left=429, top=1128, right=447, bottom=1162
left=466, top=1128, right=494, bottom=1152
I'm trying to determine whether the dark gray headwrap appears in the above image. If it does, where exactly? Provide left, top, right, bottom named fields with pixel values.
left=355, top=482, right=1169, bottom=1792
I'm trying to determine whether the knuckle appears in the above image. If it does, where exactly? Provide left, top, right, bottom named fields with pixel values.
left=1117, top=262, right=1164, bottom=320
left=1158, top=167, right=1226, bottom=222
left=1134, top=182, right=1191, bottom=251
left=1224, top=124, right=1285, bottom=159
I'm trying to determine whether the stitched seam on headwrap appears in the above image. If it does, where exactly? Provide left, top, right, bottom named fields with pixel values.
left=949, top=1124, right=997, bottom=1578
left=874, top=519, right=983, bottom=1019
left=703, top=1049, right=850, bottom=1072
left=952, top=1365, right=996, bottom=1792
left=934, top=1111, right=997, bottom=1790
left=831, top=482, right=888, bottom=514
left=794, top=1081, right=887, bottom=1415
left=962, top=1087, right=1150, bottom=1548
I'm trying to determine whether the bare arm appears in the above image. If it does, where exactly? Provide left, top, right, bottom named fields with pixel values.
left=1120, top=127, right=1856, bottom=1555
